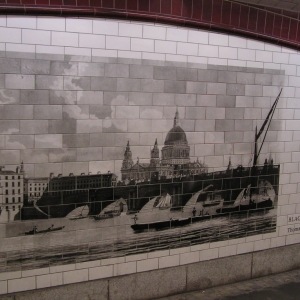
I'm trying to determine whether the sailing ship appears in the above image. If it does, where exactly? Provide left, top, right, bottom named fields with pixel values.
left=155, top=193, right=172, bottom=210
left=93, top=198, right=127, bottom=220
left=68, top=205, right=89, bottom=220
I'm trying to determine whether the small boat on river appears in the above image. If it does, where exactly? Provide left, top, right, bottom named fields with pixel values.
left=25, top=225, right=65, bottom=235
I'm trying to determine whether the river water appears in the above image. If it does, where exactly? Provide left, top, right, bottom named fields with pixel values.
left=0, top=208, right=277, bottom=273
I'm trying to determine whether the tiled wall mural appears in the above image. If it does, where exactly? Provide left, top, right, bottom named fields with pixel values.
left=0, top=16, right=299, bottom=295
left=0, top=52, right=282, bottom=272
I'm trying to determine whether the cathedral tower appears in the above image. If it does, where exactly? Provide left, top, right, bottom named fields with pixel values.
left=121, top=141, right=133, bottom=170
left=161, top=109, right=190, bottom=170
left=150, top=139, right=160, bottom=167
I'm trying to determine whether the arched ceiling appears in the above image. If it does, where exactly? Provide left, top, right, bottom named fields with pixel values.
left=0, top=0, right=299, bottom=50
left=235, top=0, right=300, bottom=12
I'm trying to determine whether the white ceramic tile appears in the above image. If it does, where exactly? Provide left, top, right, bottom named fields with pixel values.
left=229, top=36, right=247, bottom=48
left=0, top=15, right=6, bottom=27
left=177, top=42, right=198, bottom=56
left=50, top=263, right=75, bottom=273
left=101, top=256, right=125, bottom=266
left=118, top=50, right=142, bottom=59
left=254, top=239, right=271, bottom=251
left=281, top=203, right=297, bottom=215
left=228, top=59, right=247, bottom=67
left=93, top=20, right=119, bottom=35
left=281, top=64, right=296, bottom=76
left=209, top=57, right=228, bottom=65
left=125, top=253, right=148, bottom=262
left=218, top=245, right=237, bottom=258
left=155, top=40, right=177, bottom=54
left=247, top=39, right=265, bottom=50
left=180, top=251, right=200, bottom=265
left=36, top=45, right=64, bottom=55
left=89, top=265, right=113, bottom=280
left=0, top=27, right=21, bottom=43
left=66, top=18, right=92, bottom=33
left=65, top=47, right=91, bottom=59
left=291, top=174, right=300, bottom=186
left=283, top=162, right=299, bottom=173
left=7, top=16, right=36, bottom=29
left=79, top=33, right=105, bottom=48
left=256, top=50, right=273, bottom=63
left=22, top=267, right=49, bottom=278
left=143, top=25, right=166, bottom=40
left=286, top=233, right=300, bottom=245
left=0, top=280, right=7, bottom=295
left=273, top=52, right=289, bottom=64
left=119, top=23, right=142, bottom=38
left=170, top=246, right=190, bottom=255
left=137, top=258, right=158, bottom=272
left=131, top=38, right=154, bottom=52
left=142, top=52, right=165, bottom=61
left=147, top=249, right=170, bottom=259
left=210, top=240, right=229, bottom=249
left=265, top=43, right=282, bottom=52
left=8, top=277, right=35, bottom=293
left=289, top=54, right=300, bottom=66
left=36, top=272, right=63, bottom=289
left=246, top=61, right=264, bottom=68
left=209, top=33, right=228, bottom=46
left=219, top=46, right=238, bottom=59
left=0, top=271, right=21, bottom=281
left=236, top=242, right=254, bottom=254
left=113, top=261, right=136, bottom=276
left=6, top=43, right=35, bottom=53
left=289, top=76, right=300, bottom=88
left=22, top=29, right=51, bottom=45
left=76, top=260, right=101, bottom=270
left=52, top=31, right=78, bottom=47
left=166, top=54, right=187, bottom=63
left=37, top=16, right=65, bottom=31
left=159, top=255, right=180, bottom=269
left=188, top=30, right=209, bottom=44
left=63, top=269, right=88, bottom=285
left=166, top=28, right=188, bottom=42
left=92, top=48, right=118, bottom=58
left=106, top=36, right=130, bottom=51
left=187, top=55, right=208, bottom=65
left=200, top=248, right=218, bottom=261
left=198, top=44, right=218, bottom=57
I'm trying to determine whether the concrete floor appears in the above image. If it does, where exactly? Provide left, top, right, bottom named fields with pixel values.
left=156, top=268, right=300, bottom=300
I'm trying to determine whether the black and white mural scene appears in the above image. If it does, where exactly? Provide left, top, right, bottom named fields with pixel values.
left=0, top=56, right=282, bottom=272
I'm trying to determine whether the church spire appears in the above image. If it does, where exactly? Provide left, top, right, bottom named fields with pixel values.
left=227, top=157, right=232, bottom=171
left=121, top=141, right=133, bottom=170
left=150, top=138, right=160, bottom=166
left=174, top=106, right=179, bottom=127
left=20, top=161, right=25, bottom=173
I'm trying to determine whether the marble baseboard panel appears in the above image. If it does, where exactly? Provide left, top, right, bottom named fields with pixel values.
left=2, top=243, right=300, bottom=300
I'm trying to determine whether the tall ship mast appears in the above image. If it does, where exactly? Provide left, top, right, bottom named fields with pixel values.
left=253, top=88, right=283, bottom=168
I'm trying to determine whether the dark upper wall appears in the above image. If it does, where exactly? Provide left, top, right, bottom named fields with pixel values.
left=0, top=0, right=299, bottom=50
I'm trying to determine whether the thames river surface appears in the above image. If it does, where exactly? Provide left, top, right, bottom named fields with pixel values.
left=0, top=208, right=276, bottom=273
